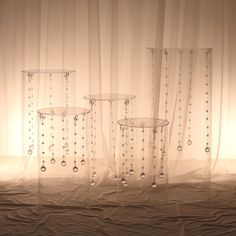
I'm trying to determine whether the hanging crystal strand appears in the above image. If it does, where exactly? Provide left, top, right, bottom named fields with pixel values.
left=27, top=72, right=34, bottom=156
left=89, top=99, right=95, bottom=186
left=40, top=114, right=46, bottom=172
left=81, top=114, right=86, bottom=165
left=159, top=127, right=165, bottom=178
left=48, top=73, right=55, bottom=164
left=92, top=102, right=97, bottom=180
left=164, top=49, right=169, bottom=121
left=120, top=127, right=127, bottom=186
left=124, top=99, right=129, bottom=119
left=64, top=73, right=70, bottom=158
left=124, top=99, right=130, bottom=177
left=140, top=127, right=146, bottom=178
left=159, top=49, right=169, bottom=179
left=49, top=114, right=55, bottom=164
left=73, top=115, right=78, bottom=172
left=205, top=50, right=210, bottom=153
left=110, top=101, right=117, bottom=180
left=187, top=50, right=193, bottom=145
left=159, top=127, right=164, bottom=162
left=150, top=48, right=156, bottom=118
left=152, top=128, right=157, bottom=188
left=49, top=73, right=53, bottom=107
left=177, top=50, right=183, bottom=152
left=128, top=127, right=135, bottom=175
left=65, top=72, right=69, bottom=108
left=61, top=115, right=67, bottom=166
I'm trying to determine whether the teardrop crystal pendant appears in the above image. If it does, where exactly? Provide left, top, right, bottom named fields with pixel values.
left=151, top=182, right=157, bottom=188
left=187, top=139, right=192, bottom=145
left=27, top=149, right=33, bottom=155
left=40, top=165, right=46, bottom=172
left=48, top=144, right=54, bottom=151
left=92, top=171, right=96, bottom=177
left=177, top=145, right=182, bottom=151
left=159, top=172, right=165, bottom=178
left=73, top=166, right=78, bottom=172
left=81, top=159, right=86, bottom=165
left=61, top=160, right=66, bottom=167
left=140, top=172, right=145, bottom=178
left=114, top=174, right=118, bottom=181
left=120, top=177, right=126, bottom=184
left=50, top=158, right=56, bottom=164
left=129, top=168, right=135, bottom=175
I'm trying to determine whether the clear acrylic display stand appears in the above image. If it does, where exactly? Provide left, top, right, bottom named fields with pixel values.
left=22, top=70, right=76, bottom=165
left=21, top=69, right=76, bottom=206
left=147, top=48, right=212, bottom=202
left=37, top=107, right=90, bottom=206
left=82, top=94, right=136, bottom=205
left=117, top=117, right=169, bottom=205
left=83, top=94, right=136, bottom=187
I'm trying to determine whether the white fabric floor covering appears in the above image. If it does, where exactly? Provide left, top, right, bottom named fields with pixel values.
left=0, top=180, right=236, bottom=236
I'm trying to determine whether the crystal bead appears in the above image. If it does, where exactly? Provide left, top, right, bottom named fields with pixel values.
left=90, top=180, right=95, bottom=186
left=187, top=139, right=192, bottom=145
left=114, top=174, right=118, bottom=181
left=50, top=158, right=56, bottom=164
left=27, top=149, right=33, bottom=155
left=92, top=171, right=96, bottom=177
left=73, top=166, right=78, bottom=172
left=129, top=168, right=135, bottom=175
left=29, top=144, right=34, bottom=150
left=61, top=160, right=66, bottom=167
left=48, top=144, right=54, bottom=151
left=81, top=159, right=86, bottom=165
left=151, top=182, right=157, bottom=188
left=120, top=177, right=126, bottom=184
left=159, top=172, right=165, bottom=178
left=65, top=149, right=70, bottom=155
left=140, top=172, right=145, bottom=178
left=40, top=165, right=46, bottom=172
left=205, top=147, right=210, bottom=153
left=177, top=145, right=182, bottom=151
left=123, top=181, right=128, bottom=187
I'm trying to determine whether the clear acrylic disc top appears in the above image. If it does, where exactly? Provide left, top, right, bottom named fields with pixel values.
left=117, top=118, right=169, bottom=128
left=83, top=93, right=136, bottom=102
left=38, top=107, right=90, bottom=116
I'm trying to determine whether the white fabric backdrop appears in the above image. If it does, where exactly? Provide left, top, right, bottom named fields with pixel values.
left=0, top=0, right=236, bottom=183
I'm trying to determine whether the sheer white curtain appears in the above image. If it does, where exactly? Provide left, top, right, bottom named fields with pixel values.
left=0, top=0, right=236, bottom=183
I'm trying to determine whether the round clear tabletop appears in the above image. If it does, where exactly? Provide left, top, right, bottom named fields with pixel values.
left=83, top=93, right=136, bottom=102
left=22, top=69, right=75, bottom=74
left=38, top=107, right=90, bottom=116
left=117, top=118, right=169, bottom=129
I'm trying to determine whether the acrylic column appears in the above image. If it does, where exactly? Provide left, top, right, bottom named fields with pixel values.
left=37, top=107, right=90, bottom=206
left=148, top=48, right=212, bottom=202
left=22, top=70, right=76, bottom=178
